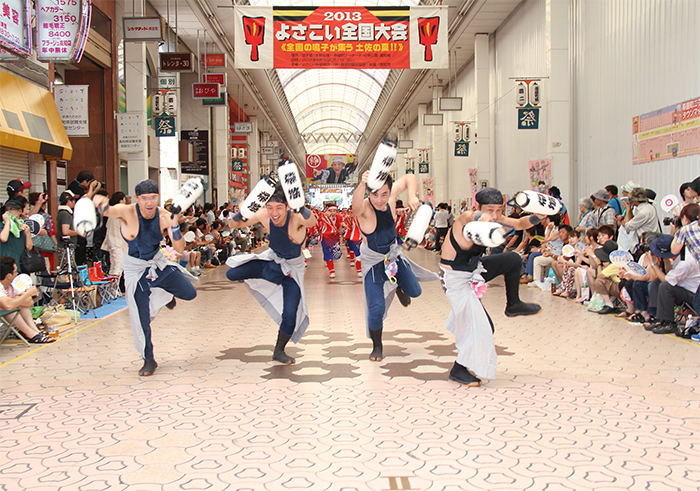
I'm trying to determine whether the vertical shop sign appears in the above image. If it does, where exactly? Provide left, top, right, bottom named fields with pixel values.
left=181, top=130, right=209, bottom=175
left=117, top=113, right=145, bottom=153
left=54, top=85, right=89, bottom=137
left=154, top=116, right=175, bottom=137
left=0, top=0, right=31, bottom=56
left=36, top=0, right=91, bottom=62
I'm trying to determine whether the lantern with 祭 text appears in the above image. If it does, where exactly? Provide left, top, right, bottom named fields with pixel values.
left=404, top=203, right=432, bottom=250
left=366, top=134, right=398, bottom=192
left=512, top=190, right=562, bottom=215
left=462, top=221, right=507, bottom=248
left=240, top=175, right=278, bottom=220
left=278, top=162, right=305, bottom=212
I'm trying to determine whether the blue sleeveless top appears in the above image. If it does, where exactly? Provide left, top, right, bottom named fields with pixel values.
left=268, top=211, right=301, bottom=259
left=362, top=201, right=397, bottom=254
left=127, top=204, right=163, bottom=260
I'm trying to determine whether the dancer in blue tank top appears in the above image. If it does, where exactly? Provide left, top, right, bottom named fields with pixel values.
left=226, top=184, right=317, bottom=364
left=85, top=179, right=198, bottom=376
left=353, top=170, right=439, bottom=361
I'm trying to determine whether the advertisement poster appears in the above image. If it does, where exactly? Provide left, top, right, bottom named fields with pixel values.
left=181, top=130, right=209, bottom=175
left=632, top=96, right=700, bottom=164
left=305, top=154, right=358, bottom=184
left=117, top=113, right=144, bottom=153
left=528, top=159, right=551, bottom=191
left=468, top=167, right=478, bottom=209
left=229, top=97, right=248, bottom=192
left=54, top=85, right=89, bottom=137
left=36, top=0, right=90, bottom=62
left=234, top=6, right=447, bottom=70
left=422, top=177, right=434, bottom=205
left=0, top=0, right=30, bottom=56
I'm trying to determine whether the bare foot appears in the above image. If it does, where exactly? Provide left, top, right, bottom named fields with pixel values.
left=573, top=297, right=585, bottom=303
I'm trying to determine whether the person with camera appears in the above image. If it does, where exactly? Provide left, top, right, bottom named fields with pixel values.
left=616, top=187, right=660, bottom=253
left=670, top=203, right=700, bottom=324
left=56, top=191, right=80, bottom=269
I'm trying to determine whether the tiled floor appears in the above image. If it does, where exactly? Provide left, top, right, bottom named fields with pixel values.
left=1, top=246, right=699, bottom=490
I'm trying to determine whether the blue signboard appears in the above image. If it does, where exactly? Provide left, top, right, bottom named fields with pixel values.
left=518, top=108, right=539, bottom=129
left=155, top=116, right=176, bottom=137
left=454, top=141, right=469, bottom=157
left=231, top=159, right=243, bottom=172
left=419, top=162, right=429, bottom=174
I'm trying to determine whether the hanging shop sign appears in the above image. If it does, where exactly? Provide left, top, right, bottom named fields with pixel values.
left=0, top=0, right=31, bottom=57
left=202, top=92, right=226, bottom=106
left=117, top=113, right=145, bottom=153
left=181, top=130, right=209, bottom=175
left=192, top=82, right=219, bottom=99
left=419, top=162, right=429, bottom=174
left=518, top=108, right=539, bottom=130
left=234, top=122, right=253, bottom=134
left=231, top=159, right=243, bottom=172
left=234, top=6, right=447, bottom=70
left=158, top=75, right=177, bottom=89
left=123, top=17, right=165, bottom=42
left=154, top=116, right=176, bottom=137
left=202, top=73, right=226, bottom=94
left=160, top=52, right=194, bottom=72
left=201, top=53, right=226, bottom=67
left=36, top=0, right=90, bottom=62
left=54, top=85, right=89, bottom=137
left=515, top=79, right=541, bottom=130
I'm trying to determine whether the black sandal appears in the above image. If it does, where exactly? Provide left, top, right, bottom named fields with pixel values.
left=28, top=333, right=55, bottom=344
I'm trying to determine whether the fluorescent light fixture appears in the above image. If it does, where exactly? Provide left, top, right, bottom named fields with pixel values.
left=439, top=97, right=463, bottom=111
left=398, top=140, right=413, bottom=149
left=423, top=114, right=444, bottom=126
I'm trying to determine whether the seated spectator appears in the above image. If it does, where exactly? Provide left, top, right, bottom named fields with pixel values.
left=589, top=239, right=620, bottom=314
left=573, top=228, right=600, bottom=303
left=548, top=186, right=570, bottom=225
left=531, top=221, right=570, bottom=285
left=516, top=226, right=542, bottom=283
left=645, top=234, right=700, bottom=335
left=551, top=230, right=582, bottom=295
left=0, top=197, right=34, bottom=273
left=522, top=216, right=558, bottom=282
left=0, top=256, right=54, bottom=343
left=575, top=197, right=596, bottom=233
left=183, top=226, right=202, bottom=276
left=616, top=232, right=661, bottom=322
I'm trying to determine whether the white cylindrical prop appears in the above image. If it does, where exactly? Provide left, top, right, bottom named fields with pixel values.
left=404, top=203, right=433, bottom=250
left=170, top=177, right=205, bottom=215
left=513, top=190, right=562, bottom=215
left=463, top=221, right=507, bottom=248
left=278, top=163, right=305, bottom=211
left=240, top=177, right=277, bottom=220
left=73, top=197, right=98, bottom=237
left=366, top=136, right=398, bottom=191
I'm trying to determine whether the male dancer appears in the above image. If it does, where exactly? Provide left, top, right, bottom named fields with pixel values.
left=343, top=206, right=363, bottom=277
left=439, top=186, right=546, bottom=386
left=85, top=179, right=198, bottom=376
left=318, top=204, right=343, bottom=278
left=226, top=185, right=317, bottom=364
left=353, top=170, right=439, bottom=361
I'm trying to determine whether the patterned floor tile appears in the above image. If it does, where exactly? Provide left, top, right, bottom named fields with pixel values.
left=0, top=249, right=698, bottom=489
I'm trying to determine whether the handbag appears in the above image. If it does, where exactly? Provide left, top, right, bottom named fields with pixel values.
left=32, top=234, right=56, bottom=252
left=20, top=249, right=46, bottom=273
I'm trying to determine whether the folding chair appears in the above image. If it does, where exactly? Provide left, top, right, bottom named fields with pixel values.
left=93, top=261, right=121, bottom=299
left=0, top=309, right=31, bottom=347
left=86, top=265, right=114, bottom=304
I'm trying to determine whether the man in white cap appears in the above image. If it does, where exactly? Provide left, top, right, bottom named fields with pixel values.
left=85, top=179, right=198, bottom=376
left=312, top=155, right=349, bottom=184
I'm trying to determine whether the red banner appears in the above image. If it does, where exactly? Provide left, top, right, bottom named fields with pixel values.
left=274, top=7, right=410, bottom=69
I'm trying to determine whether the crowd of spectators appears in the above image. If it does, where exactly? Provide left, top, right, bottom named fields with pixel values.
left=507, top=180, right=700, bottom=341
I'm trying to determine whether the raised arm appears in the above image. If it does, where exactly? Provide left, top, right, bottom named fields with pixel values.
left=391, top=173, right=420, bottom=211
left=352, top=171, right=370, bottom=218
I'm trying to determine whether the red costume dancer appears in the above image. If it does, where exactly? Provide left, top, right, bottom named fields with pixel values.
left=344, top=210, right=363, bottom=277
left=318, top=205, right=343, bottom=278
left=395, top=207, right=408, bottom=245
